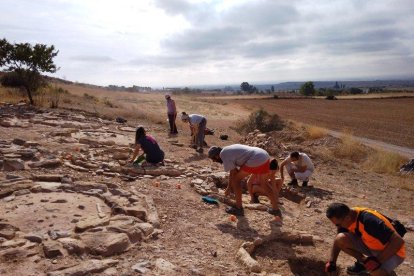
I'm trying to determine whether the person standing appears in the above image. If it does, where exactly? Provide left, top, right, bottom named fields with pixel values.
left=181, top=112, right=207, bottom=153
left=165, top=94, right=178, bottom=135
left=280, top=151, right=314, bottom=186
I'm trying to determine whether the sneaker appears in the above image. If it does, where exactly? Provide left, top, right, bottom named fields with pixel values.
left=250, top=194, right=260, bottom=204
left=302, top=181, right=308, bottom=187
left=267, top=208, right=282, bottom=217
left=288, top=179, right=298, bottom=186
left=346, top=262, right=368, bottom=275
left=225, top=206, right=244, bottom=216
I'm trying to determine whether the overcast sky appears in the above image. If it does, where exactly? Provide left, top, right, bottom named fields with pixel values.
left=1, top=0, right=414, bottom=87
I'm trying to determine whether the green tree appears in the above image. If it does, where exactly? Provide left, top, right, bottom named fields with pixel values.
left=300, top=81, right=315, bottom=96
left=0, top=38, right=59, bottom=105
left=240, top=82, right=250, bottom=93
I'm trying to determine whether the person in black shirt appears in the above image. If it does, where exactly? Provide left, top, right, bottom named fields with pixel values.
left=130, top=126, right=164, bottom=165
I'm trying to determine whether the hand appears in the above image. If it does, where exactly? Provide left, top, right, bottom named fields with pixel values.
left=363, top=256, right=381, bottom=271
left=224, top=187, right=230, bottom=197
left=325, top=261, right=336, bottom=273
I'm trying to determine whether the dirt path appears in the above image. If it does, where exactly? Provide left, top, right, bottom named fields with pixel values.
left=328, top=130, right=414, bottom=159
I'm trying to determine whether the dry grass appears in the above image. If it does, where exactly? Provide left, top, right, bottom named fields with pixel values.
left=332, top=132, right=368, bottom=162
left=305, top=125, right=328, bottom=139
left=0, top=86, right=27, bottom=103
left=364, top=150, right=408, bottom=174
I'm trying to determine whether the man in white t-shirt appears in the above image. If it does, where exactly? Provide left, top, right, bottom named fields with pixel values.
left=181, top=112, right=207, bottom=153
left=280, top=151, right=314, bottom=187
left=208, top=144, right=271, bottom=216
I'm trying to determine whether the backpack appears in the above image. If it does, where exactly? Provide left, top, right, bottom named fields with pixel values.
left=356, top=210, right=407, bottom=238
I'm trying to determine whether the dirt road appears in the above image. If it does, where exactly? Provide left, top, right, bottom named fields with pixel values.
left=329, top=130, right=414, bottom=158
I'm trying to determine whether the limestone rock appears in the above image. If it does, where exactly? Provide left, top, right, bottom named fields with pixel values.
left=3, top=159, right=25, bottom=171
left=47, top=259, right=119, bottom=276
left=31, top=174, right=63, bottom=182
left=58, top=238, right=86, bottom=255
left=75, top=217, right=110, bottom=233
left=28, top=159, right=62, bottom=168
left=81, top=232, right=130, bottom=257
left=107, top=223, right=143, bottom=244
left=155, top=258, right=178, bottom=273
left=124, top=205, right=147, bottom=221
left=43, top=241, right=64, bottom=258
left=136, top=222, right=154, bottom=237
left=0, top=223, right=19, bottom=239
left=24, top=233, right=43, bottom=243
left=12, top=138, right=26, bottom=146
left=0, top=239, right=26, bottom=249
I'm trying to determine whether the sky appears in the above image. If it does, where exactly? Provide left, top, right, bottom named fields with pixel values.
left=1, top=0, right=414, bottom=87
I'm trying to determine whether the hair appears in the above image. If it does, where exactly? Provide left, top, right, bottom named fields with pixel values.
left=135, top=126, right=146, bottom=144
left=269, top=158, right=279, bottom=170
left=326, top=203, right=351, bottom=219
left=290, top=151, right=300, bottom=159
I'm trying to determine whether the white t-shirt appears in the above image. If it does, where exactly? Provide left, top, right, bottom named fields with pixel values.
left=220, top=144, right=270, bottom=172
left=286, top=152, right=314, bottom=172
left=189, top=114, right=205, bottom=126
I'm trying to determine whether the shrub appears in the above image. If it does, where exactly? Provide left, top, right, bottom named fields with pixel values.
left=48, top=86, right=67, bottom=108
left=332, top=133, right=367, bottom=162
left=234, top=109, right=284, bottom=134
left=306, top=125, right=328, bottom=139
left=364, top=150, right=408, bottom=174
left=103, top=97, right=116, bottom=108
left=83, top=93, right=98, bottom=102
left=325, top=95, right=337, bottom=100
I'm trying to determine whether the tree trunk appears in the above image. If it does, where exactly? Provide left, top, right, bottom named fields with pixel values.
left=26, top=88, right=34, bottom=105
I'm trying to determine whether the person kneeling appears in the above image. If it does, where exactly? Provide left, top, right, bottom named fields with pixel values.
left=247, top=159, right=283, bottom=217
left=325, top=203, right=405, bottom=276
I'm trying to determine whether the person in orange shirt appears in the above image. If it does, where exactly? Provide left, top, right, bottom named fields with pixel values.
left=325, top=203, right=405, bottom=276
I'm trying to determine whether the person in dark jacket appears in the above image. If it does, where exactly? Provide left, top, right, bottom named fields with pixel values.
left=130, top=126, right=164, bottom=165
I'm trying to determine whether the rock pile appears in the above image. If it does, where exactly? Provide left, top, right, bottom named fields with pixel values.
left=240, top=129, right=285, bottom=156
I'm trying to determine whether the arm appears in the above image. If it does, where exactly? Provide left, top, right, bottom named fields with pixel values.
left=376, top=232, right=404, bottom=263
left=279, top=158, right=288, bottom=179
left=225, top=168, right=237, bottom=196
left=130, top=144, right=142, bottom=162
left=172, top=100, right=177, bottom=115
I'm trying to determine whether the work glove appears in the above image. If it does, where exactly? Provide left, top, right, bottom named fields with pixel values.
left=363, top=256, right=381, bottom=271
left=325, top=261, right=336, bottom=273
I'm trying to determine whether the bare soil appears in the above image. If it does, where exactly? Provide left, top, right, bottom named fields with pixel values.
left=0, top=99, right=413, bottom=276
left=210, top=97, right=414, bottom=149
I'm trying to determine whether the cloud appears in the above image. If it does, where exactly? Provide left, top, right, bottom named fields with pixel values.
left=2, top=0, right=414, bottom=86
left=70, top=55, right=115, bottom=63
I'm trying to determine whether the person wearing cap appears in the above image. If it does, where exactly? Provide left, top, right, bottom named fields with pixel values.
left=208, top=144, right=272, bottom=216
left=130, top=126, right=165, bottom=166
left=181, top=112, right=207, bottom=153
left=165, top=94, right=178, bottom=135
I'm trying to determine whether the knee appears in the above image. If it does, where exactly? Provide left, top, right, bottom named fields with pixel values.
left=334, top=233, right=351, bottom=249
